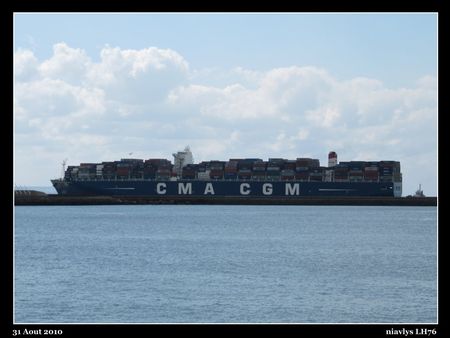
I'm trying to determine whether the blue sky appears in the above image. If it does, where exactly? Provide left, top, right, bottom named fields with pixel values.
left=14, top=13, right=437, bottom=195
left=15, top=13, right=436, bottom=86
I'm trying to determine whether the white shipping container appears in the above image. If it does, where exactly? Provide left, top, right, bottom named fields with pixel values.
left=197, top=172, right=210, bottom=180
left=364, top=167, right=379, bottom=171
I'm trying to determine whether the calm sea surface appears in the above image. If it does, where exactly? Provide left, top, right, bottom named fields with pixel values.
left=14, top=205, right=437, bottom=323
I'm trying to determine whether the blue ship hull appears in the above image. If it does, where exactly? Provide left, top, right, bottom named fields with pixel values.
left=52, top=179, right=396, bottom=197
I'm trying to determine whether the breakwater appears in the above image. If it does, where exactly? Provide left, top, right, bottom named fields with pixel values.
left=14, top=194, right=437, bottom=206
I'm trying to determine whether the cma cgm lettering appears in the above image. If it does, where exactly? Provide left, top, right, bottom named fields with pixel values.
left=51, top=148, right=402, bottom=197
left=154, top=182, right=300, bottom=196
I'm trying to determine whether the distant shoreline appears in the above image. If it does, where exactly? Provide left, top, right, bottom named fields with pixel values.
left=14, top=194, right=437, bottom=206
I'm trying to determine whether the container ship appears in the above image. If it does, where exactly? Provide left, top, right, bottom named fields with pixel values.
left=51, top=148, right=402, bottom=197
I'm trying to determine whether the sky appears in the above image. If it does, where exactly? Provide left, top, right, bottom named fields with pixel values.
left=13, top=13, right=438, bottom=196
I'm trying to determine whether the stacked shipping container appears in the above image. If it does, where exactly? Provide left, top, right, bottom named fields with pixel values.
left=63, top=156, right=401, bottom=185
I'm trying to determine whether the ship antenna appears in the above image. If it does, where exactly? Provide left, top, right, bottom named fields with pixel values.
left=61, top=159, right=68, bottom=179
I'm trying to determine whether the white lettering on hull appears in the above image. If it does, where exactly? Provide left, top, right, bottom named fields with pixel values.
left=178, top=182, right=192, bottom=194
left=285, top=183, right=300, bottom=195
left=204, top=183, right=215, bottom=195
left=154, top=182, right=305, bottom=196
left=240, top=183, right=251, bottom=195
left=156, top=183, right=167, bottom=194
left=262, top=183, right=273, bottom=195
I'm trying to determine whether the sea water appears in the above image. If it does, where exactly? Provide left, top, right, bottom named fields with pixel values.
left=14, top=205, right=437, bottom=323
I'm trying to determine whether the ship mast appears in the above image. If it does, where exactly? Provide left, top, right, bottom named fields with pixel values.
left=61, top=159, right=68, bottom=179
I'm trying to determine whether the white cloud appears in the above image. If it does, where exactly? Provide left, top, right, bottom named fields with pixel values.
left=416, top=75, right=437, bottom=89
left=306, top=105, right=340, bottom=128
left=15, top=78, right=106, bottom=142
left=14, top=49, right=39, bottom=81
left=39, top=43, right=91, bottom=84
left=14, top=43, right=437, bottom=196
left=296, top=128, right=310, bottom=141
left=86, top=46, right=189, bottom=104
